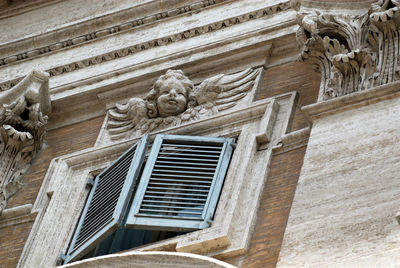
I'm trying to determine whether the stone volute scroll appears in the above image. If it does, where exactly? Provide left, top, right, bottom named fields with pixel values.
left=106, top=68, right=261, bottom=141
left=293, top=0, right=400, bottom=101
left=0, top=70, right=50, bottom=214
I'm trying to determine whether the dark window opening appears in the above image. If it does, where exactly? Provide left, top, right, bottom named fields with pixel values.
left=81, top=228, right=185, bottom=260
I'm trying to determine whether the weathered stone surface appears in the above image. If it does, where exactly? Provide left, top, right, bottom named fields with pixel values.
left=0, top=71, right=50, bottom=214
left=277, top=83, right=400, bottom=267
left=104, top=68, right=262, bottom=144
left=294, top=0, right=400, bottom=101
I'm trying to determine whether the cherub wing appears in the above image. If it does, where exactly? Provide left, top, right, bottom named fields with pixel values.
left=194, top=68, right=261, bottom=112
left=107, top=97, right=148, bottom=139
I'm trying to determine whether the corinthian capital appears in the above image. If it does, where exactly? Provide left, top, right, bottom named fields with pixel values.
left=293, top=0, right=399, bottom=100
left=0, top=71, right=50, bottom=213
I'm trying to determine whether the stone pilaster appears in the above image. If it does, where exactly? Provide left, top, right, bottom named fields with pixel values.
left=277, top=1, right=400, bottom=266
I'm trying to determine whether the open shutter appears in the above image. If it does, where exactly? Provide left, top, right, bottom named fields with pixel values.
left=125, top=134, right=234, bottom=231
left=64, top=135, right=149, bottom=263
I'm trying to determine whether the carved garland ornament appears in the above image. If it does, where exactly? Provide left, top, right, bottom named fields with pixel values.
left=107, top=68, right=260, bottom=140
left=0, top=71, right=50, bottom=213
left=294, top=0, right=400, bottom=100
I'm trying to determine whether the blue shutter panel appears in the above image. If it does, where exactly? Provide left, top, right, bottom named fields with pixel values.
left=64, top=135, right=149, bottom=263
left=125, top=134, right=234, bottom=231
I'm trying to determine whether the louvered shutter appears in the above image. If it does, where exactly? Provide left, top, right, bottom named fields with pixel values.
left=125, top=134, right=234, bottom=231
left=64, top=135, right=149, bottom=263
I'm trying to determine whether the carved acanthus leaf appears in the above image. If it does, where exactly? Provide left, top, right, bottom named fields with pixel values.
left=296, top=7, right=376, bottom=100
left=294, top=0, right=400, bottom=100
left=0, top=71, right=50, bottom=214
left=107, top=68, right=260, bottom=140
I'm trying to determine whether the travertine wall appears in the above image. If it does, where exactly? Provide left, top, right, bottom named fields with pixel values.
left=278, top=91, right=400, bottom=267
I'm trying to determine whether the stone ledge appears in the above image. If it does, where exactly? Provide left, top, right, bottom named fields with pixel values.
left=272, top=127, right=310, bottom=155
left=0, top=0, right=63, bottom=20
left=0, top=204, right=37, bottom=228
left=302, top=81, right=400, bottom=123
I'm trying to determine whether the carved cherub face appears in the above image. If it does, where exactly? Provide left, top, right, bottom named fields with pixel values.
left=156, top=78, right=188, bottom=117
left=146, top=70, right=195, bottom=118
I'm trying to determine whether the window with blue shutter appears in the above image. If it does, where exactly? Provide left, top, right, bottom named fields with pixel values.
left=63, top=135, right=149, bottom=263
left=63, top=134, right=234, bottom=264
left=125, top=134, right=234, bottom=231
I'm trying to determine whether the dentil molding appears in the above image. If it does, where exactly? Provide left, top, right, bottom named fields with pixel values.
left=0, top=70, right=50, bottom=214
left=0, top=0, right=223, bottom=69
left=0, top=0, right=291, bottom=92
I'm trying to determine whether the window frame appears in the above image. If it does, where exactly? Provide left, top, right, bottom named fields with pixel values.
left=65, top=134, right=235, bottom=264
left=18, top=92, right=297, bottom=267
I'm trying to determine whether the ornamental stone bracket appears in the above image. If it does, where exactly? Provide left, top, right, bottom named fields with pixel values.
left=293, top=0, right=400, bottom=101
left=0, top=70, right=50, bottom=214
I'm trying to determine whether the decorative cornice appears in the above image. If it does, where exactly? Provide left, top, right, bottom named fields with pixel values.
left=294, top=0, right=400, bottom=101
left=0, top=70, right=50, bottom=214
left=0, top=0, right=223, bottom=70
left=0, top=1, right=291, bottom=92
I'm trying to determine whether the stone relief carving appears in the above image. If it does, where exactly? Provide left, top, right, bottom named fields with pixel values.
left=294, top=0, right=400, bottom=100
left=0, top=70, right=50, bottom=214
left=107, top=68, right=260, bottom=140
left=370, top=0, right=400, bottom=85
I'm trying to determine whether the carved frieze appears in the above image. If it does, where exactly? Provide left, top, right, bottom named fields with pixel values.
left=294, top=0, right=400, bottom=100
left=107, top=68, right=261, bottom=140
left=0, top=71, right=50, bottom=213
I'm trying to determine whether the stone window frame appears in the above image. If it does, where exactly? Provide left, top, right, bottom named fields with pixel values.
left=18, top=91, right=297, bottom=267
